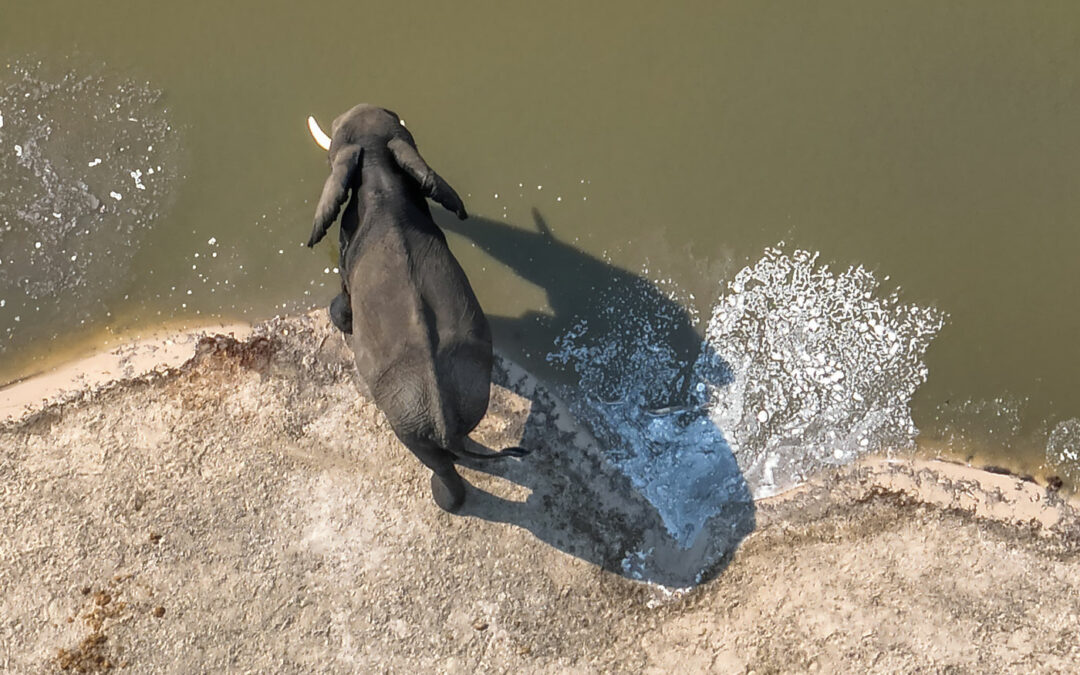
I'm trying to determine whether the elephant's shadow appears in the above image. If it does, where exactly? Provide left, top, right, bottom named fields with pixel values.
left=436, top=209, right=756, bottom=587
left=456, top=357, right=754, bottom=589
left=440, top=209, right=711, bottom=408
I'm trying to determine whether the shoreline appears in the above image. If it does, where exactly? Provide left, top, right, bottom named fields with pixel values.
left=0, top=318, right=252, bottom=423
left=2, top=311, right=1069, bottom=508
left=3, top=310, right=1079, bottom=671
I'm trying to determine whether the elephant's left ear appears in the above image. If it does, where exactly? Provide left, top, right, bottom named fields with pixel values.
left=387, top=137, right=468, bottom=220
left=308, top=144, right=363, bottom=247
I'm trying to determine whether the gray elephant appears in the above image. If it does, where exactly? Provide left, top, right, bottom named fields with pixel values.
left=306, top=104, right=526, bottom=512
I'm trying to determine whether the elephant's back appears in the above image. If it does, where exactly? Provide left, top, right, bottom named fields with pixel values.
left=346, top=217, right=492, bottom=442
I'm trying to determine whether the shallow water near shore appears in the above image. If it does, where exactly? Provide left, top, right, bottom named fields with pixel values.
left=2, top=2, right=1079, bottom=485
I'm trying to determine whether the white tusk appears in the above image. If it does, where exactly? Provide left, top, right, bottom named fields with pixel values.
left=307, top=116, right=332, bottom=150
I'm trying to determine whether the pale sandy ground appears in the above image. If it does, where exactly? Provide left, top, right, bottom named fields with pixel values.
left=0, top=320, right=252, bottom=422
left=1, top=311, right=1078, bottom=673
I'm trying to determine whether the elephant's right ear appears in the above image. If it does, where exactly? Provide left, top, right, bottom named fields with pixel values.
left=308, top=144, right=362, bottom=248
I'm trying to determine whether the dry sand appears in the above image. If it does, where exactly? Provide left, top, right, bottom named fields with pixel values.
left=1, top=311, right=1078, bottom=673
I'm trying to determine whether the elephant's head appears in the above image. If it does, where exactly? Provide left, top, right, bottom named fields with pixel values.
left=309, top=103, right=407, bottom=150
left=305, top=104, right=467, bottom=249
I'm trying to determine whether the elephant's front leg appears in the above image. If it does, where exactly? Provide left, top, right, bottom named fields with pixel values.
left=329, top=286, right=353, bottom=335
left=329, top=191, right=362, bottom=335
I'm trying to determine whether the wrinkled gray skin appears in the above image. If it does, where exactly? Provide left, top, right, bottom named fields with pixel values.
left=307, top=104, right=525, bottom=512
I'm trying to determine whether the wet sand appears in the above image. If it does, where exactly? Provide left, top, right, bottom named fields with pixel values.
left=0, top=319, right=251, bottom=423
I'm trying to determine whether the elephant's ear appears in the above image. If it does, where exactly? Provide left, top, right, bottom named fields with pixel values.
left=387, top=137, right=468, bottom=220
left=308, top=144, right=363, bottom=247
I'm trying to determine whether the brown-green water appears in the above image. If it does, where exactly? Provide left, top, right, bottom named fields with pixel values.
left=2, top=2, right=1079, bottom=486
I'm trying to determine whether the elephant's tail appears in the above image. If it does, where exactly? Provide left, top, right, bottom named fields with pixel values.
left=455, top=445, right=530, bottom=461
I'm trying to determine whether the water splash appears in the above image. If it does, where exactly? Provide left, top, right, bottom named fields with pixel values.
left=547, top=267, right=745, bottom=547
left=1046, top=418, right=1080, bottom=483
left=548, top=245, right=945, bottom=547
left=702, top=247, right=947, bottom=496
left=0, top=60, right=180, bottom=352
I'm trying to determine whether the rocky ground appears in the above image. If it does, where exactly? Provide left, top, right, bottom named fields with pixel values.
left=2, top=312, right=1079, bottom=673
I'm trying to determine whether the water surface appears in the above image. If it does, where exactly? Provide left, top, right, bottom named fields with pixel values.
left=2, top=2, right=1079, bottom=484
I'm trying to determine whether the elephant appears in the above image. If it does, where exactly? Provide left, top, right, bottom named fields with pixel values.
left=306, top=104, right=527, bottom=512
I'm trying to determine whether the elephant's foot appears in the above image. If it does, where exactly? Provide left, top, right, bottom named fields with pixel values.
left=430, top=470, right=466, bottom=513
left=329, top=293, right=353, bottom=334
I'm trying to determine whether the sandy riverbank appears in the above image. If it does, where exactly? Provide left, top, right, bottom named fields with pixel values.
left=2, top=311, right=1078, bottom=672
left=0, top=319, right=252, bottom=423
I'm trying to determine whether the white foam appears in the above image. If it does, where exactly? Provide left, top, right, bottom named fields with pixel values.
left=703, top=247, right=946, bottom=496
left=1046, top=418, right=1080, bottom=482
left=548, top=245, right=945, bottom=548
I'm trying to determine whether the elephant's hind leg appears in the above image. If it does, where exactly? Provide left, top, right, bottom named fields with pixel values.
left=429, top=470, right=466, bottom=513
left=404, top=437, right=466, bottom=513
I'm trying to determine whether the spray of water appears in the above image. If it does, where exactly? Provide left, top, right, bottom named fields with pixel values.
left=703, top=247, right=947, bottom=496
left=0, top=60, right=179, bottom=352
left=548, top=245, right=946, bottom=548
left=1046, top=418, right=1080, bottom=483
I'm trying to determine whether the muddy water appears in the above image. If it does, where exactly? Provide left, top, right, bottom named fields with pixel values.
left=2, top=2, right=1079, bottom=484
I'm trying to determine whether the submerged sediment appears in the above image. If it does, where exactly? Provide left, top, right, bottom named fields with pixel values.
left=1, top=311, right=1078, bottom=672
